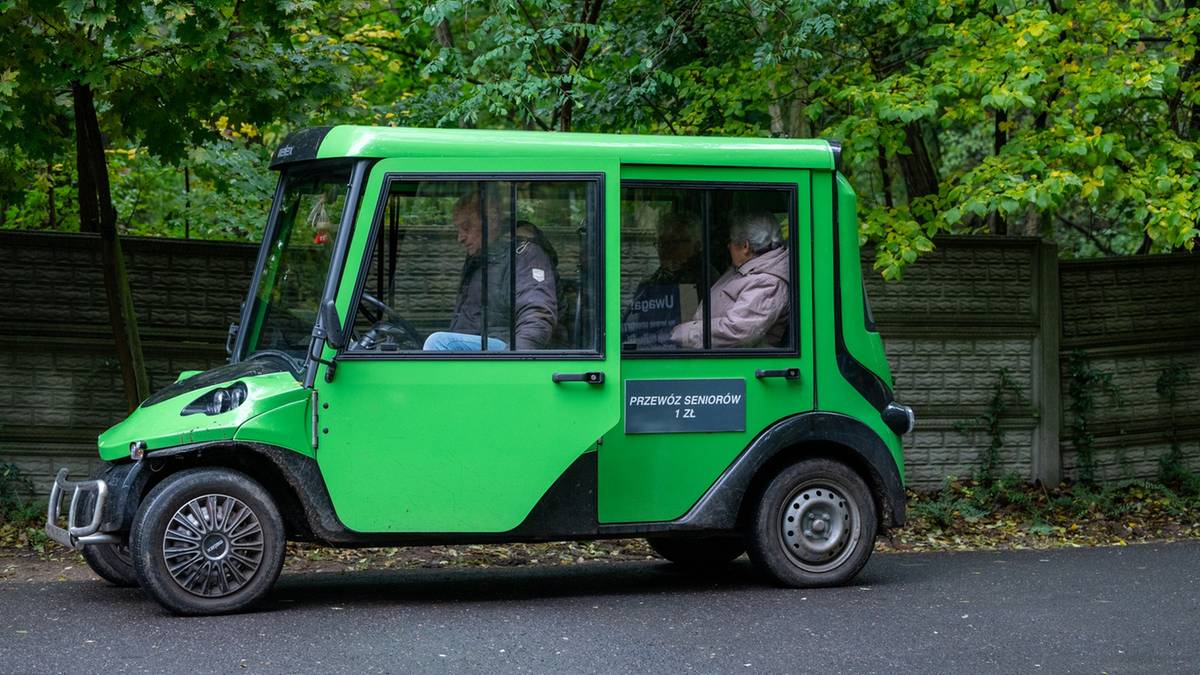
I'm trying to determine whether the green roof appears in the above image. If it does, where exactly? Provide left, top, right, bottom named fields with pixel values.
left=312, top=125, right=837, bottom=171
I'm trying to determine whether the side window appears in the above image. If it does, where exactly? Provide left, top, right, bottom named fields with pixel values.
left=620, top=184, right=795, bottom=353
left=347, top=177, right=600, bottom=354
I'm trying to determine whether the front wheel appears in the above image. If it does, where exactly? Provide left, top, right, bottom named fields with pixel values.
left=131, top=468, right=285, bottom=616
left=81, top=541, right=138, bottom=587
left=71, top=484, right=137, bottom=587
left=746, top=458, right=878, bottom=588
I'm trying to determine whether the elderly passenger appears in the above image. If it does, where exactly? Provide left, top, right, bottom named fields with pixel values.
left=670, top=212, right=789, bottom=348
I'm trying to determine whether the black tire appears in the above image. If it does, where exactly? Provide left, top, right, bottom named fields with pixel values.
left=131, top=468, right=285, bottom=616
left=647, top=536, right=746, bottom=567
left=747, top=458, right=878, bottom=588
left=82, top=541, right=138, bottom=587
left=69, top=483, right=138, bottom=587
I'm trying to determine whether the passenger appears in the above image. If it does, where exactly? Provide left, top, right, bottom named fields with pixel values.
left=636, top=212, right=711, bottom=291
left=622, top=212, right=715, bottom=349
left=423, top=188, right=558, bottom=351
left=670, top=212, right=789, bottom=348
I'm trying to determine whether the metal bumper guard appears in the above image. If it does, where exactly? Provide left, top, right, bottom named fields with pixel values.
left=45, top=469, right=122, bottom=549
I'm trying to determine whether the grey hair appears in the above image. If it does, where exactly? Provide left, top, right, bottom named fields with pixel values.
left=729, top=211, right=783, bottom=254
left=453, top=183, right=509, bottom=225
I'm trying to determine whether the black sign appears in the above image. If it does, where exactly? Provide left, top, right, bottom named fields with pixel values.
left=625, top=379, right=747, bottom=434
left=621, top=283, right=699, bottom=349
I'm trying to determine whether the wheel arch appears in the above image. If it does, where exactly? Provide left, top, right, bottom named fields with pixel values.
left=112, top=442, right=321, bottom=541
left=676, top=412, right=905, bottom=533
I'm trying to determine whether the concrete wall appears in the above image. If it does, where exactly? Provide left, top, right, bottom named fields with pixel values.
left=0, top=231, right=250, bottom=490
left=1058, top=255, right=1200, bottom=481
left=1, top=230, right=1197, bottom=494
left=865, top=237, right=1053, bottom=487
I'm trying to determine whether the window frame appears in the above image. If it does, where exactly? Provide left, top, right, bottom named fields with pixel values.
left=336, top=171, right=607, bottom=362
left=619, top=179, right=800, bottom=359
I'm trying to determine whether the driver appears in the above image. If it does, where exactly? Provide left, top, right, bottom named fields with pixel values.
left=423, top=186, right=559, bottom=351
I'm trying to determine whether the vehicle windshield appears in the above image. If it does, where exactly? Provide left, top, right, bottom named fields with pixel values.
left=242, top=162, right=355, bottom=364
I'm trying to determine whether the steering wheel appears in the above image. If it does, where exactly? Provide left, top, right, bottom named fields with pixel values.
left=352, top=292, right=425, bottom=351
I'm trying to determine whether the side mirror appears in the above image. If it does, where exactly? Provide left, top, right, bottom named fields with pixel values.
left=225, top=322, right=239, bottom=355
left=317, top=299, right=346, bottom=350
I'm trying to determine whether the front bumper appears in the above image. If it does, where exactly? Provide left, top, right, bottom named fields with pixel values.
left=45, top=469, right=122, bottom=549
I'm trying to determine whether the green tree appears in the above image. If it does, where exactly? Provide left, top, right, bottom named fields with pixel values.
left=3, top=0, right=1196, bottom=286
left=354, top=0, right=1198, bottom=277
left=0, top=0, right=349, bottom=408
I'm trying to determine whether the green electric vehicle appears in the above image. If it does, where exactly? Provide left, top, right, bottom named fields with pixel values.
left=46, top=126, right=913, bottom=615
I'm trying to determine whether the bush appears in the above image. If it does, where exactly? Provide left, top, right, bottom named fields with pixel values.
left=0, top=463, right=34, bottom=523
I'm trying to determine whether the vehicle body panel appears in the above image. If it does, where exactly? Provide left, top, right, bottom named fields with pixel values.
left=97, top=371, right=308, bottom=462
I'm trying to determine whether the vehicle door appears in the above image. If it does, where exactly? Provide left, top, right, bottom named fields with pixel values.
left=599, top=166, right=814, bottom=523
left=314, top=157, right=620, bottom=533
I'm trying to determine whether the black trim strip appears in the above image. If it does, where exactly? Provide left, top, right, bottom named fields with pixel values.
left=479, top=185, right=490, bottom=350
left=270, top=127, right=334, bottom=169
left=508, top=183, right=517, bottom=351
left=701, top=190, right=712, bottom=350
left=827, top=140, right=843, bottom=172
left=830, top=173, right=892, bottom=412
left=810, top=171, right=818, bottom=407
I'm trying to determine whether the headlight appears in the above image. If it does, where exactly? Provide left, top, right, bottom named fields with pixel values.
left=181, top=382, right=248, bottom=417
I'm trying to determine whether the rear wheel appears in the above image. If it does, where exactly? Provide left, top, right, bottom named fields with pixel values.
left=747, top=458, right=877, bottom=587
left=647, top=535, right=746, bottom=567
left=131, top=468, right=285, bottom=616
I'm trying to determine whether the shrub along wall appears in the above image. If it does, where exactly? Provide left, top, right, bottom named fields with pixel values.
left=0, top=230, right=1197, bottom=493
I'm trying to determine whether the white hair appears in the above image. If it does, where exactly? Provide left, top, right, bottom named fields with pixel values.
left=730, top=212, right=783, bottom=254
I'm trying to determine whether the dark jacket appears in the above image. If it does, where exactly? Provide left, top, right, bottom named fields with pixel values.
left=449, top=239, right=558, bottom=349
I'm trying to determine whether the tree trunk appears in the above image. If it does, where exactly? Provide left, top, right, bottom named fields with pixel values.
left=990, top=109, right=1008, bottom=235
left=897, top=121, right=939, bottom=200
left=556, top=0, right=605, bottom=132
left=877, top=147, right=894, bottom=209
left=72, top=81, right=149, bottom=411
left=45, top=160, right=57, bottom=229
left=434, top=18, right=454, bottom=48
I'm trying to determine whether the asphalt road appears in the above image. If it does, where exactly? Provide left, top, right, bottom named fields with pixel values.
left=2, top=542, right=1198, bottom=674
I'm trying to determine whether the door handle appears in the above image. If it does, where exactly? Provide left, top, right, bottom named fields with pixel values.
left=755, top=367, right=800, bottom=380
left=552, top=371, right=605, bottom=384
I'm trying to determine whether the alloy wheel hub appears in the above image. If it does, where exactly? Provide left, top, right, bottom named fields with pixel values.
left=163, top=494, right=264, bottom=598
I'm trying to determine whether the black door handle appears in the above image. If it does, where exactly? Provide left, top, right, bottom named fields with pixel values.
left=553, top=371, right=605, bottom=384
left=755, top=367, right=800, bottom=380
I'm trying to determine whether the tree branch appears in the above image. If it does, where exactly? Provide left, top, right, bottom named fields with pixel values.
left=1055, top=213, right=1118, bottom=255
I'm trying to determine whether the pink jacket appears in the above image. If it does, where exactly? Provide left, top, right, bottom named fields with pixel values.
left=671, top=245, right=790, bottom=348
